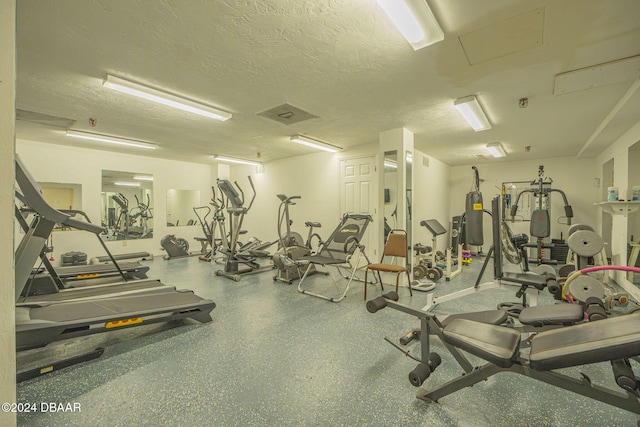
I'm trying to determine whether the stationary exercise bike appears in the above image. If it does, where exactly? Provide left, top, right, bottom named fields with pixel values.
left=272, top=194, right=323, bottom=284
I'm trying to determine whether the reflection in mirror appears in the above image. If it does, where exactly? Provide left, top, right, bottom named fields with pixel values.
left=101, top=170, right=154, bottom=240
left=628, top=141, right=640, bottom=284
left=166, top=189, right=201, bottom=227
left=38, top=182, right=83, bottom=231
left=601, top=158, right=614, bottom=260
left=383, top=151, right=398, bottom=241
left=406, top=151, right=413, bottom=269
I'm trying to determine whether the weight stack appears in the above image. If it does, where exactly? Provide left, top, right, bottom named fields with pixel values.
left=550, top=239, right=569, bottom=263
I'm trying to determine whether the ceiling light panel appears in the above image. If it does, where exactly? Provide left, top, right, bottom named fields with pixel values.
left=213, top=155, right=261, bottom=167
left=290, top=135, right=342, bottom=153
left=103, top=74, right=232, bottom=121
left=66, top=130, right=157, bottom=150
left=454, top=95, right=492, bottom=131
left=376, top=0, right=444, bottom=50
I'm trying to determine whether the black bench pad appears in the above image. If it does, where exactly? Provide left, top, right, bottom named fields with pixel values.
left=501, top=272, right=546, bottom=290
left=440, top=310, right=508, bottom=328
left=530, top=313, right=640, bottom=371
left=519, top=304, right=584, bottom=327
left=443, top=319, right=520, bottom=368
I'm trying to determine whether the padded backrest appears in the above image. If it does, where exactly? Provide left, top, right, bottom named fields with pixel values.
left=317, top=214, right=372, bottom=262
left=530, top=209, right=550, bottom=238
left=383, top=231, right=407, bottom=259
left=530, top=312, right=640, bottom=371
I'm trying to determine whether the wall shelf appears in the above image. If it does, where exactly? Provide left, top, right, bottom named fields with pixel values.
left=595, top=201, right=640, bottom=217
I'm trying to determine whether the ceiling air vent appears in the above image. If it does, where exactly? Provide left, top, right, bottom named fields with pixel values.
left=256, top=103, right=318, bottom=126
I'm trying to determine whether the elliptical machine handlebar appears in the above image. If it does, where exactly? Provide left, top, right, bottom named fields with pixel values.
left=244, top=176, right=256, bottom=212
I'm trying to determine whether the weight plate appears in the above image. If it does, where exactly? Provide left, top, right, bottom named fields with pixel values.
left=568, top=223, right=594, bottom=236
left=426, top=268, right=441, bottom=281
left=413, top=264, right=427, bottom=280
left=567, top=275, right=606, bottom=303
left=567, top=230, right=604, bottom=257
left=558, top=264, right=575, bottom=278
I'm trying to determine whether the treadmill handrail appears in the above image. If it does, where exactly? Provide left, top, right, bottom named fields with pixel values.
left=15, top=155, right=105, bottom=235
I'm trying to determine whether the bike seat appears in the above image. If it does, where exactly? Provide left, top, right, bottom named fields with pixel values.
left=305, top=221, right=321, bottom=228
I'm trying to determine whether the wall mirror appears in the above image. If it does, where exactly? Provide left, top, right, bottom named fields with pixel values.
left=101, top=170, right=154, bottom=240
left=383, top=151, right=398, bottom=241
left=601, top=158, right=614, bottom=260
left=38, top=182, right=83, bottom=231
left=405, top=150, right=413, bottom=269
left=166, top=189, right=201, bottom=227
left=628, top=141, right=640, bottom=283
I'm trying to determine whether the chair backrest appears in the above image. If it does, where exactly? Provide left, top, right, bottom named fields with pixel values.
left=383, top=230, right=408, bottom=259
left=316, top=214, right=373, bottom=262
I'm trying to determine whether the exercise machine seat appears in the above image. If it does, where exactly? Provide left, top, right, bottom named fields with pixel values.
left=440, top=310, right=508, bottom=328
left=501, top=272, right=546, bottom=290
left=529, top=313, right=640, bottom=371
left=305, top=221, right=321, bottom=228
left=518, top=304, right=584, bottom=327
left=443, top=319, right=521, bottom=368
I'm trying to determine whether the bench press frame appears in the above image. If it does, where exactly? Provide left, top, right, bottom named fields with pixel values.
left=370, top=296, right=640, bottom=415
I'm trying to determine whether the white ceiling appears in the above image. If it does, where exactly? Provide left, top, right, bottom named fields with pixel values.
left=15, top=0, right=640, bottom=166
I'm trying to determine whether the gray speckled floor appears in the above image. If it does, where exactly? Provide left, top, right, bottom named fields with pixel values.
left=16, top=255, right=640, bottom=426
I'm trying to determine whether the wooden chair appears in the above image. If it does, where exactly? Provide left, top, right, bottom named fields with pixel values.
left=364, top=229, right=412, bottom=300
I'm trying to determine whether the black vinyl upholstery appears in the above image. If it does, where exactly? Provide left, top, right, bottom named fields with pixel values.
left=530, top=313, right=640, bottom=371
left=440, top=310, right=508, bottom=328
left=443, top=319, right=520, bottom=368
left=519, top=304, right=584, bottom=327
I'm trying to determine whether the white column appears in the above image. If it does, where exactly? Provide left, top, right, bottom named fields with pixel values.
left=0, top=0, right=17, bottom=426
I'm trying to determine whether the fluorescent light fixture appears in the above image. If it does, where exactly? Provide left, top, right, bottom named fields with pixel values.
left=133, top=175, right=154, bottom=181
left=213, top=155, right=261, bottom=167
left=114, top=182, right=140, bottom=187
left=66, top=130, right=157, bottom=150
left=290, top=135, right=342, bottom=153
left=454, top=95, right=492, bottom=131
left=103, top=74, right=232, bottom=121
left=376, top=0, right=444, bottom=50
left=384, top=160, right=398, bottom=169
left=486, top=142, right=507, bottom=158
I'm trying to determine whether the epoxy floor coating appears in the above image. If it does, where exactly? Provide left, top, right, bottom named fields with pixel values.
left=16, top=255, right=640, bottom=426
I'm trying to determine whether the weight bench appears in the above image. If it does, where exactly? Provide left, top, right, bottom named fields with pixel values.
left=368, top=293, right=640, bottom=415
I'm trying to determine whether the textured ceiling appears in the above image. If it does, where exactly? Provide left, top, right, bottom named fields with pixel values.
left=15, top=0, right=640, bottom=166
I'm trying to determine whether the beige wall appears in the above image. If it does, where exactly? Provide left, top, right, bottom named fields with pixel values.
left=1, top=0, right=17, bottom=425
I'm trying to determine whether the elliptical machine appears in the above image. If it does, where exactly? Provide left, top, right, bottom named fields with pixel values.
left=215, top=177, right=274, bottom=281
left=272, top=194, right=323, bottom=284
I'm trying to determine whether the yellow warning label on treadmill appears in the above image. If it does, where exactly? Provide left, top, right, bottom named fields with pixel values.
left=105, top=318, right=143, bottom=328
left=473, top=203, right=482, bottom=210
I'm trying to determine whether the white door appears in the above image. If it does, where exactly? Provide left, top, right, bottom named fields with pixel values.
left=339, top=156, right=378, bottom=258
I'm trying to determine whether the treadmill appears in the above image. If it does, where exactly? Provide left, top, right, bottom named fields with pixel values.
left=14, top=155, right=216, bottom=351
left=17, top=206, right=151, bottom=297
